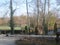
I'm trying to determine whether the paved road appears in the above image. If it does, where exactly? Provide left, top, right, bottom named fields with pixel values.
left=0, top=34, right=26, bottom=45
left=0, top=40, right=15, bottom=45
left=0, top=34, right=17, bottom=45
left=0, top=34, right=59, bottom=45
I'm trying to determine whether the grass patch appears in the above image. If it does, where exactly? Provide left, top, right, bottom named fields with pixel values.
left=0, top=26, right=10, bottom=30
left=0, top=26, right=21, bottom=30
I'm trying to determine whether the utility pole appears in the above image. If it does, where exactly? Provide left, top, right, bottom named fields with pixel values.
left=10, top=0, right=14, bottom=34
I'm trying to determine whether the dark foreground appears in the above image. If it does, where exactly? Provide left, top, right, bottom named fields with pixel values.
left=16, top=37, right=60, bottom=45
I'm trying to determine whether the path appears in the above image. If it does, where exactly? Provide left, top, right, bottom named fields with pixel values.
left=0, top=34, right=17, bottom=45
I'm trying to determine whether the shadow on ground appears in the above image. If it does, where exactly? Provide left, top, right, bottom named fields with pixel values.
left=15, top=37, right=60, bottom=45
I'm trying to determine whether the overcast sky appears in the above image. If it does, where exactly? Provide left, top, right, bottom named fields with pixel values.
left=0, top=0, right=59, bottom=17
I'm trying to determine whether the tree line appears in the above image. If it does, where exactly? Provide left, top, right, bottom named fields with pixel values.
left=0, top=0, right=60, bottom=34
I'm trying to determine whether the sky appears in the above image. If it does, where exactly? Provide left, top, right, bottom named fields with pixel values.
left=0, top=0, right=27, bottom=17
left=0, top=0, right=59, bottom=18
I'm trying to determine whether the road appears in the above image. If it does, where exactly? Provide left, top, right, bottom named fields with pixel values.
left=0, top=34, right=26, bottom=45
left=0, top=40, right=15, bottom=45
left=0, top=34, right=59, bottom=45
left=0, top=34, right=17, bottom=45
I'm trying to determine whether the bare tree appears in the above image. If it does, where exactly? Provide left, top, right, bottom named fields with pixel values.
left=9, top=0, right=19, bottom=34
left=42, top=0, right=48, bottom=35
left=10, top=0, right=15, bottom=34
left=36, top=0, right=40, bottom=27
left=26, top=0, right=30, bottom=34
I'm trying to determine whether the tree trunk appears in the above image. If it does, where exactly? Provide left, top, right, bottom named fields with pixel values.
left=43, top=0, right=47, bottom=35
left=10, top=0, right=14, bottom=34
